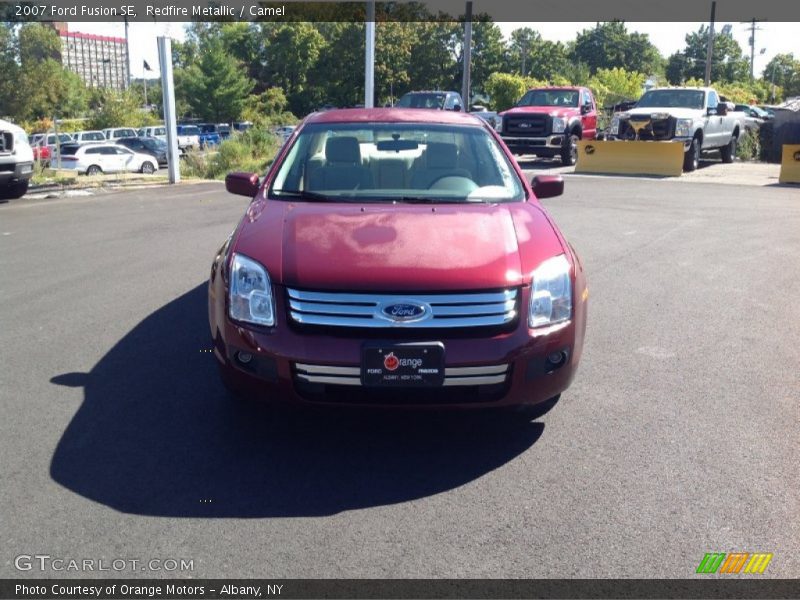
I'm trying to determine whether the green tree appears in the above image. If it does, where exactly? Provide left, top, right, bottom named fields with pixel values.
left=588, top=67, right=646, bottom=108
left=87, top=89, right=157, bottom=129
left=180, top=38, right=253, bottom=122
left=571, top=21, right=663, bottom=76
left=678, top=25, right=749, bottom=83
left=763, top=53, right=800, bottom=98
left=405, top=22, right=459, bottom=95
left=484, top=72, right=528, bottom=111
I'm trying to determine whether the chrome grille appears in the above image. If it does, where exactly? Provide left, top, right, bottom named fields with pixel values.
left=286, top=288, right=518, bottom=329
left=295, top=363, right=510, bottom=387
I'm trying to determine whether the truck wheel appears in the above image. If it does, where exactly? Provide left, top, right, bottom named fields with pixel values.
left=561, top=133, right=580, bottom=166
left=720, top=136, right=737, bottom=164
left=0, top=180, right=29, bottom=201
left=683, top=138, right=700, bottom=172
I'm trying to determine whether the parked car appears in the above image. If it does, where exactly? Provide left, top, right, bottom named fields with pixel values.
left=609, top=87, right=745, bottom=171
left=102, top=128, right=138, bottom=141
left=138, top=126, right=167, bottom=142
left=274, top=125, right=296, bottom=142
left=41, top=133, right=74, bottom=151
left=0, top=118, right=33, bottom=200
left=233, top=121, right=252, bottom=132
left=196, top=124, right=222, bottom=147
left=176, top=125, right=201, bottom=150
left=732, top=104, right=769, bottom=132
left=217, top=124, right=232, bottom=140
left=115, top=136, right=168, bottom=166
left=59, top=143, right=159, bottom=175
left=396, top=91, right=464, bottom=111
left=72, top=130, right=106, bottom=143
left=209, top=108, right=588, bottom=411
left=496, top=86, right=598, bottom=166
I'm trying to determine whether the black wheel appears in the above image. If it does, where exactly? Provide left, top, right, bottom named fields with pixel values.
left=0, top=180, right=29, bottom=200
left=86, top=164, right=102, bottom=176
left=720, top=136, right=736, bottom=164
left=683, top=138, right=700, bottom=172
left=560, top=132, right=580, bottom=166
left=141, top=161, right=155, bottom=174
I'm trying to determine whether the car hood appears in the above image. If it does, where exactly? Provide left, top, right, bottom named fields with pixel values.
left=234, top=200, right=565, bottom=291
left=623, top=107, right=701, bottom=119
left=500, top=106, right=578, bottom=119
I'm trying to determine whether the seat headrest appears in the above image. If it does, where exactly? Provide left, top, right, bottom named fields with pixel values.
left=426, top=142, right=458, bottom=169
left=325, top=137, right=361, bottom=164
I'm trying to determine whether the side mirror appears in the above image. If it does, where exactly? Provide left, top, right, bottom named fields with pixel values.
left=581, top=103, right=592, bottom=115
left=225, top=171, right=260, bottom=197
left=531, top=175, right=564, bottom=199
left=717, top=103, right=728, bottom=116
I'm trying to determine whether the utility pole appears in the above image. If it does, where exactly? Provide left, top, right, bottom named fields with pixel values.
left=461, top=1, right=472, bottom=110
left=364, top=1, right=375, bottom=108
left=124, top=17, right=131, bottom=89
left=158, top=36, right=180, bottom=183
left=741, top=18, right=764, bottom=80
left=704, top=1, right=716, bottom=87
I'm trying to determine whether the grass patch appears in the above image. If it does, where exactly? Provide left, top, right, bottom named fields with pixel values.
left=182, top=128, right=280, bottom=180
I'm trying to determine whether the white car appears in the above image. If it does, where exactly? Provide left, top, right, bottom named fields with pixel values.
left=72, top=130, right=107, bottom=143
left=59, top=143, right=159, bottom=175
left=0, top=118, right=34, bottom=200
left=102, top=128, right=138, bottom=141
left=139, top=126, right=167, bottom=142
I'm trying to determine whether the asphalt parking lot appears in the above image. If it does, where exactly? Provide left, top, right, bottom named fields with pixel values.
left=1, top=176, right=798, bottom=579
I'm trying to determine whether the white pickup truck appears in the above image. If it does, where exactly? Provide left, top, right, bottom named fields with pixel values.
left=0, top=118, right=34, bottom=201
left=609, top=87, right=744, bottom=171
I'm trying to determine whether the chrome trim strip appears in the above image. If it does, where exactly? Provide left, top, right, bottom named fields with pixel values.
left=289, top=299, right=375, bottom=316
left=296, top=374, right=361, bottom=386
left=295, top=364, right=360, bottom=376
left=287, top=288, right=517, bottom=305
left=446, top=365, right=509, bottom=376
left=442, top=374, right=508, bottom=386
left=289, top=312, right=515, bottom=328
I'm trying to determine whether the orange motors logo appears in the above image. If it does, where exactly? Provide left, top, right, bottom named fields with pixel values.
left=696, top=552, right=773, bottom=574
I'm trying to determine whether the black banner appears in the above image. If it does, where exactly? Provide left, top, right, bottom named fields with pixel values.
left=0, top=0, right=799, bottom=23
left=3, top=579, right=800, bottom=600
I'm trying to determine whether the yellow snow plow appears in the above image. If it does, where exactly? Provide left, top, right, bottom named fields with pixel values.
left=778, top=144, right=800, bottom=184
left=575, top=139, right=685, bottom=177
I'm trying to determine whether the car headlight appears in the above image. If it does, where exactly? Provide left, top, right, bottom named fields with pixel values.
left=529, top=254, right=572, bottom=328
left=610, top=116, right=620, bottom=135
left=552, top=117, right=567, bottom=134
left=675, top=118, right=694, bottom=137
left=229, top=253, right=275, bottom=327
left=494, top=117, right=503, bottom=133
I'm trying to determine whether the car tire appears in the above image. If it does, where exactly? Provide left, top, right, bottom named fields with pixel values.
left=0, top=180, right=29, bottom=200
left=140, top=161, right=155, bottom=174
left=720, top=136, right=736, bottom=164
left=561, top=132, right=580, bottom=166
left=86, top=165, right=102, bottom=176
left=683, top=137, right=700, bottom=172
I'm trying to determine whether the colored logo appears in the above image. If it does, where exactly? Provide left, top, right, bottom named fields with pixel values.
left=696, top=552, right=773, bottom=574
left=381, top=302, right=426, bottom=322
left=383, top=352, right=399, bottom=371
left=793, top=151, right=800, bottom=161
left=584, top=145, right=595, bottom=155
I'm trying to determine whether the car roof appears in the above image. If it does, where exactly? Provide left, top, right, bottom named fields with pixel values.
left=304, top=108, right=484, bottom=126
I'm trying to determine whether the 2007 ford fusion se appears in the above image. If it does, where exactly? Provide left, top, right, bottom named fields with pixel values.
left=208, top=108, right=587, bottom=410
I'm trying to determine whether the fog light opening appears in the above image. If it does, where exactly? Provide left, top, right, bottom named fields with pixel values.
left=237, top=351, right=253, bottom=365
left=545, top=350, right=568, bottom=373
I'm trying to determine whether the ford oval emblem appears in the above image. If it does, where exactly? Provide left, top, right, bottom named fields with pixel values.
left=382, top=302, right=427, bottom=322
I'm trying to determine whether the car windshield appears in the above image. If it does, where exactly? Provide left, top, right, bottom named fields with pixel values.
left=637, top=90, right=705, bottom=109
left=270, top=122, right=525, bottom=204
left=180, top=126, right=200, bottom=135
left=397, top=93, right=447, bottom=109
left=517, top=90, right=579, bottom=107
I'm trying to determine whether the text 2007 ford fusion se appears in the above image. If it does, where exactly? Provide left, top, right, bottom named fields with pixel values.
left=208, top=108, right=587, bottom=410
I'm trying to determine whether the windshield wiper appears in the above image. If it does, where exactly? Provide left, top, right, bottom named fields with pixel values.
left=271, top=189, right=335, bottom=202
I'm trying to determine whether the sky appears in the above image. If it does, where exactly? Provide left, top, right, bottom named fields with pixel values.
left=72, top=21, right=798, bottom=80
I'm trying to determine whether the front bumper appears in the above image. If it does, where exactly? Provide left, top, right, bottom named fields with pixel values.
left=210, top=281, right=586, bottom=409
left=0, top=161, right=33, bottom=184
left=501, top=135, right=564, bottom=156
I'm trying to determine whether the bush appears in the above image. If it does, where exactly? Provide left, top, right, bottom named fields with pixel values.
left=181, top=127, right=281, bottom=180
left=736, top=128, right=761, bottom=161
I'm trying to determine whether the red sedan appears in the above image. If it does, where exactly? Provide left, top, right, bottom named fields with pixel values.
left=209, top=108, right=587, bottom=410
